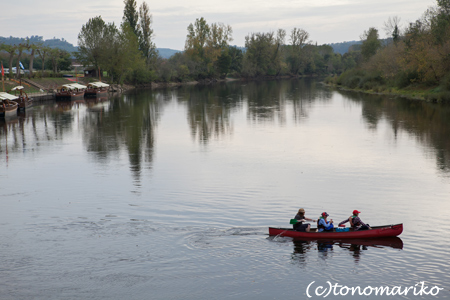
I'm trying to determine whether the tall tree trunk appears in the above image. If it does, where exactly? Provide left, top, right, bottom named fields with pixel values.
left=16, top=47, right=23, bottom=80
left=29, top=48, right=36, bottom=77
left=8, top=50, right=15, bottom=79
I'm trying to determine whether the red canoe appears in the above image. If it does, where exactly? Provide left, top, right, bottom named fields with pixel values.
left=269, top=223, right=403, bottom=239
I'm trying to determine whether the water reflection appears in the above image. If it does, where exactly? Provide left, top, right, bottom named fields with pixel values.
left=338, top=90, right=450, bottom=173
left=81, top=91, right=162, bottom=185
left=177, top=84, right=240, bottom=144
left=291, top=237, right=403, bottom=265
left=2, top=79, right=450, bottom=180
left=244, top=78, right=332, bottom=125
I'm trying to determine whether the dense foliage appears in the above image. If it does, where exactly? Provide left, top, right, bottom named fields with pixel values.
left=328, top=0, right=450, bottom=101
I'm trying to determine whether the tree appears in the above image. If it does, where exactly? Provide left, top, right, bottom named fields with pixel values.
left=76, top=16, right=119, bottom=77
left=109, top=22, right=144, bottom=84
left=216, top=50, right=231, bottom=78
left=228, top=46, right=243, bottom=74
left=360, top=27, right=381, bottom=61
left=243, top=29, right=286, bottom=77
left=288, top=27, right=309, bottom=74
left=184, top=18, right=233, bottom=78
left=430, top=0, right=450, bottom=44
left=15, top=41, right=29, bottom=79
left=384, top=16, right=401, bottom=43
left=37, top=46, right=51, bottom=72
left=0, top=44, right=17, bottom=78
left=138, top=2, right=157, bottom=67
left=28, top=43, right=41, bottom=77
left=185, top=17, right=210, bottom=60
left=123, top=0, right=140, bottom=37
left=243, top=32, right=275, bottom=77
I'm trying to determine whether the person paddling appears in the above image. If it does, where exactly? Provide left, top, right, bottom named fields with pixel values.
left=339, top=210, right=371, bottom=231
left=293, top=208, right=316, bottom=232
left=317, top=212, right=334, bottom=232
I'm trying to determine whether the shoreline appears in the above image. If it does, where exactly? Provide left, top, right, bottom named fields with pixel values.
left=323, top=82, right=449, bottom=103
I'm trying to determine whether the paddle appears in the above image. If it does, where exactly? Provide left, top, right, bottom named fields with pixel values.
left=290, top=218, right=310, bottom=224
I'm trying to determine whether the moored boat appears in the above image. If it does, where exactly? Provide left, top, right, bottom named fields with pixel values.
left=55, top=83, right=87, bottom=100
left=0, top=92, right=19, bottom=117
left=85, top=81, right=109, bottom=97
left=10, top=86, right=33, bottom=110
left=268, top=223, right=403, bottom=239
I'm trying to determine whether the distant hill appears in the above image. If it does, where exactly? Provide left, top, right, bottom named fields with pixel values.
left=1, top=35, right=184, bottom=59
left=327, top=41, right=362, bottom=54
left=157, top=48, right=182, bottom=59
left=0, top=35, right=78, bottom=53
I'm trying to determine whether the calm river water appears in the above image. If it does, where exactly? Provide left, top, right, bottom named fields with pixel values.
left=1, top=78, right=450, bottom=299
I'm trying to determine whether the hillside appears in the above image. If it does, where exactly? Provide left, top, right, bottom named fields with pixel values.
left=327, top=40, right=362, bottom=54
left=0, top=35, right=78, bottom=53
left=157, top=48, right=182, bottom=59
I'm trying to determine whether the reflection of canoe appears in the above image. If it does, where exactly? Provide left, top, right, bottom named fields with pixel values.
left=304, top=237, right=403, bottom=249
left=269, top=224, right=403, bottom=239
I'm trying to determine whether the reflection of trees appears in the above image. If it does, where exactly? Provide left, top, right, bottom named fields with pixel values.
left=175, top=78, right=333, bottom=144
left=81, top=90, right=163, bottom=184
left=0, top=104, right=76, bottom=156
left=339, top=90, right=450, bottom=173
left=177, top=84, right=240, bottom=144
left=244, top=78, right=332, bottom=124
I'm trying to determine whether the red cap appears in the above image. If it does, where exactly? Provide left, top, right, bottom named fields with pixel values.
left=353, top=210, right=361, bottom=215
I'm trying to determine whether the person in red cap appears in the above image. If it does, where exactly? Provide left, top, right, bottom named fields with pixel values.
left=338, top=210, right=371, bottom=230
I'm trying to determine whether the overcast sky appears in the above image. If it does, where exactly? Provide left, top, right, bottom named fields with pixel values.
left=1, top=0, right=436, bottom=50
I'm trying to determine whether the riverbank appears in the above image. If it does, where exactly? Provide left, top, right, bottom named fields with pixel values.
left=325, top=81, right=450, bottom=103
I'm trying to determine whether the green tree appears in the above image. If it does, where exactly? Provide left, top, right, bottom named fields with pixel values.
left=216, top=50, right=231, bottom=78
left=288, top=27, right=309, bottom=74
left=15, top=41, right=29, bottom=79
left=138, top=1, right=157, bottom=67
left=228, top=46, right=243, bottom=74
left=37, top=45, right=51, bottom=72
left=360, top=27, right=381, bottom=61
left=76, top=16, right=109, bottom=70
left=123, top=0, right=140, bottom=37
left=110, top=22, right=145, bottom=84
left=184, top=18, right=233, bottom=78
left=0, top=44, right=17, bottom=78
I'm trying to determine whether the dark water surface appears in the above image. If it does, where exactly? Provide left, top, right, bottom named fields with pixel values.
left=1, top=78, right=450, bottom=299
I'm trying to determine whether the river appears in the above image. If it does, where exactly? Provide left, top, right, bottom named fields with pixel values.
left=1, top=78, right=449, bottom=299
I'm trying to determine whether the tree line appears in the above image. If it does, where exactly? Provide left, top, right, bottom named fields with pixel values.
left=4, top=0, right=448, bottom=98
left=328, top=0, right=450, bottom=101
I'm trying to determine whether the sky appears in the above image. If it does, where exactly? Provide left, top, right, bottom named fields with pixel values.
left=0, top=0, right=436, bottom=51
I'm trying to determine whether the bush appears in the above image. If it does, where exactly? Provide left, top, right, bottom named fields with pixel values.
left=130, top=68, right=156, bottom=85
left=440, top=73, right=450, bottom=91
left=395, top=70, right=420, bottom=88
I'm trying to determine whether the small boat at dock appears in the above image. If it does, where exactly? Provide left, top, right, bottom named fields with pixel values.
left=0, top=92, right=19, bottom=117
left=55, top=83, right=87, bottom=100
left=269, top=223, right=403, bottom=239
left=85, top=82, right=109, bottom=97
left=10, top=86, right=33, bottom=110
